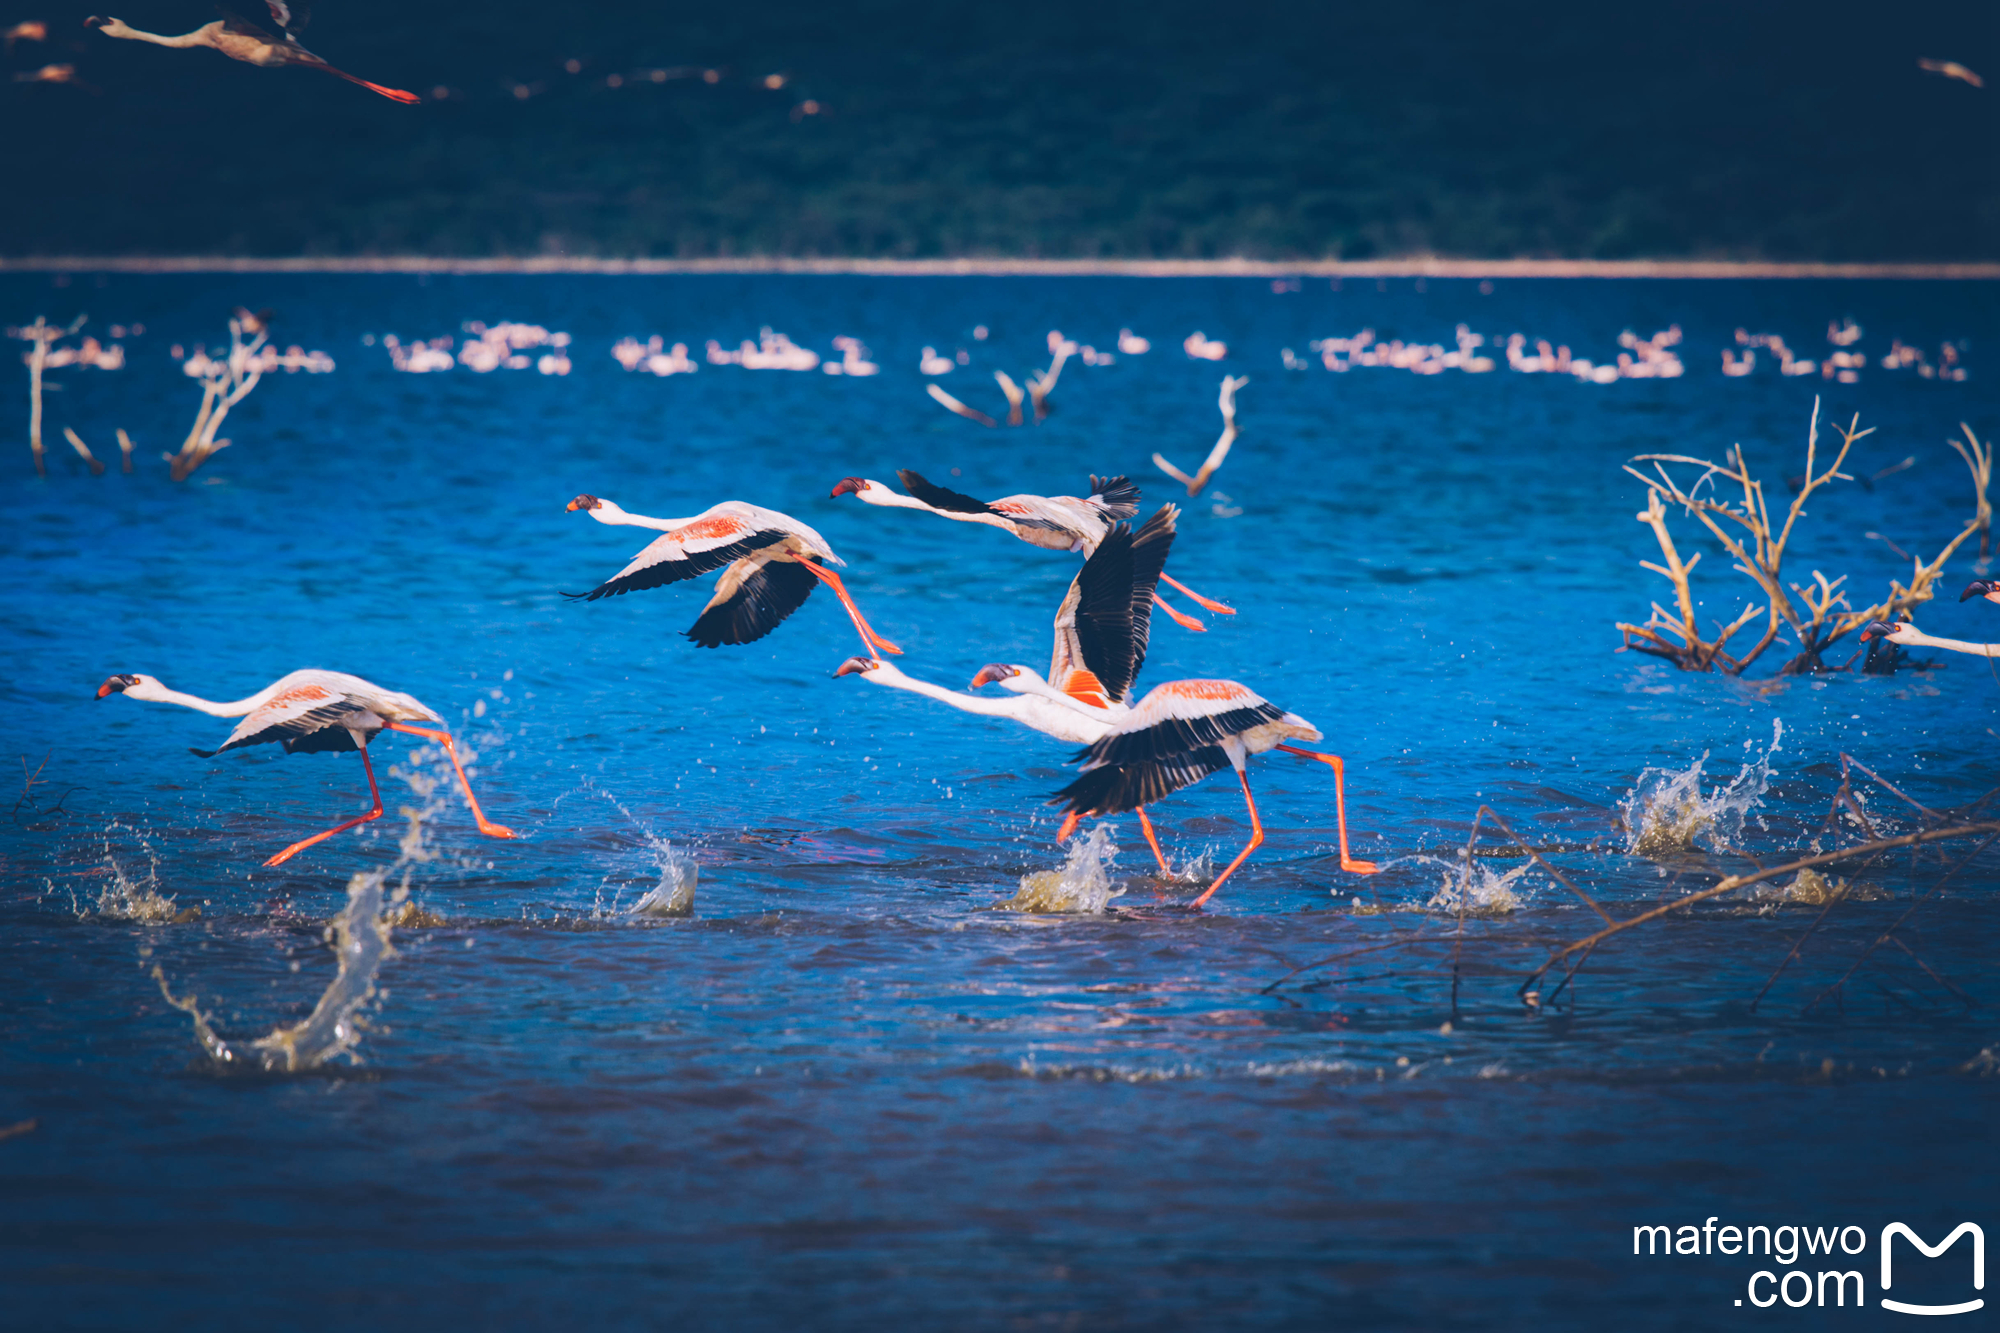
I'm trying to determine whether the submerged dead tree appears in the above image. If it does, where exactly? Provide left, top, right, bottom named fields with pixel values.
left=12, top=314, right=86, bottom=477
left=166, top=311, right=269, bottom=481
left=1617, top=400, right=1991, bottom=674
left=1153, top=375, right=1249, bottom=497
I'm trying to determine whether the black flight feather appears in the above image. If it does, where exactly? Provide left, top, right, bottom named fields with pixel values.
left=1051, top=746, right=1232, bottom=815
left=567, top=529, right=790, bottom=602
left=685, top=558, right=819, bottom=648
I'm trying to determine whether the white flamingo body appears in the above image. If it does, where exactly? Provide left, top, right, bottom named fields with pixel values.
left=567, top=495, right=901, bottom=656
left=96, top=668, right=514, bottom=865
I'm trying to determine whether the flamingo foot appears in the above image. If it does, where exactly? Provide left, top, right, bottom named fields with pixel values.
left=1159, top=573, right=1236, bottom=615
left=1056, top=810, right=1082, bottom=842
left=1151, top=591, right=1206, bottom=632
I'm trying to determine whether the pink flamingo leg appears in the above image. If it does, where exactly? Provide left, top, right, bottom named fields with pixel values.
left=1134, top=807, right=1172, bottom=874
left=1158, top=572, right=1235, bottom=616
left=1190, top=767, right=1264, bottom=907
left=383, top=722, right=518, bottom=839
left=797, top=559, right=905, bottom=657
left=1275, top=744, right=1380, bottom=873
left=1150, top=590, right=1206, bottom=632
left=263, top=746, right=385, bottom=867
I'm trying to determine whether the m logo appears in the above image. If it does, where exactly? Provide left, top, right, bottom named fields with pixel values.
left=1881, top=1223, right=1985, bottom=1316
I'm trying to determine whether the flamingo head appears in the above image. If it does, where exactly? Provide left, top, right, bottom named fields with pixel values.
left=969, top=663, right=1023, bottom=690
left=833, top=656, right=882, bottom=678
left=829, top=476, right=877, bottom=500
left=1859, top=621, right=1911, bottom=643
left=566, top=494, right=602, bottom=513
left=1960, top=579, right=2000, bottom=604
left=83, top=16, right=127, bottom=34
left=96, top=672, right=152, bottom=699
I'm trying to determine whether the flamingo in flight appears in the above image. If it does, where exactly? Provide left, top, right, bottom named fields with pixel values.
left=1048, top=678, right=1379, bottom=906
left=96, top=668, right=515, bottom=867
left=1961, top=579, right=2000, bottom=605
left=830, top=471, right=1233, bottom=631
left=839, top=504, right=1190, bottom=873
left=565, top=495, right=902, bottom=657
left=85, top=3, right=421, bottom=103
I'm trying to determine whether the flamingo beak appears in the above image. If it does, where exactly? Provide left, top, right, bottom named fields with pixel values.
left=1859, top=621, right=1896, bottom=642
left=566, top=494, right=599, bottom=512
left=1960, top=580, right=1997, bottom=603
left=829, top=477, right=866, bottom=499
left=833, top=656, right=877, bottom=677
left=95, top=675, right=130, bottom=698
left=969, top=664, right=1014, bottom=689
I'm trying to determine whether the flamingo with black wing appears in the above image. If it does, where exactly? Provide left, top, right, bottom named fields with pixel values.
left=85, top=1, right=421, bottom=103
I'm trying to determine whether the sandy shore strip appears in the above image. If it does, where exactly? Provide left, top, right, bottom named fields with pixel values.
left=1, top=256, right=1997, bottom=279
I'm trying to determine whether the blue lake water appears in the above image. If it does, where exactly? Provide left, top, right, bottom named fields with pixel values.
left=3, top=273, right=1997, bottom=1329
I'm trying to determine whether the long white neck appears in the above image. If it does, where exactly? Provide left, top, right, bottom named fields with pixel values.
left=130, top=679, right=275, bottom=716
left=586, top=499, right=698, bottom=531
left=1901, top=629, right=2000, bottom=658
left=853, top=484, right=938, bottom=513
left=98, top=18, right=218, bottom=47
left=860, top=663, right=1111, bottom=743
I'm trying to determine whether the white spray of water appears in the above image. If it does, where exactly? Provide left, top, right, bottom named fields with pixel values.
left=1421, top=854, right=1534, bottom=914
left=72, top=822, right=189, bottom=923
left=579, top=786, right=699, bottom=919
left=1622, top=718, right=1783, bottom=857
left=997, top=824, right=1125, bottom=912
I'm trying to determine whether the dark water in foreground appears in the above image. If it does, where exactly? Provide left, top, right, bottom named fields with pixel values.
left=3, top=274, right=1997, bottom=1329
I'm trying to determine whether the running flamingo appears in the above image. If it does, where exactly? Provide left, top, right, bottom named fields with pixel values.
left=85, top=4, right=421, bottom=103
left=96, top=668, right=515, bottom=866
left=830, top=470, right=1233, bottom=630
left=565, top=495, right=902, bottom=656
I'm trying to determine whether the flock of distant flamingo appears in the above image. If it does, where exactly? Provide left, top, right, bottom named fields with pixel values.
left=98, top=463, right=1382, bottom=902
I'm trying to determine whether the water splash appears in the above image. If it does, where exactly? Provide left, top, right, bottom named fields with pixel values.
left=575, top=784, right=700, bottom=919
left=1749, top=867, right=1890, bottom=905
left=997, top=824, right=1125, bottom=913
left=154, top=867, right=397, bottom=1072
left=1622, top=719, right=1782, bottom=857
left=76, top=822, right=191, bottom=923
left=1422, top=855, right=1534, bottom=914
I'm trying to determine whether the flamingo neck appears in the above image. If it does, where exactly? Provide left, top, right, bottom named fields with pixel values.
left=855, top=486, right=937, bottom=512
left=585, top=501, right=698, bottom=532
left=102, top=19, right=218, bottom=47
left=129, top=680, right=274, bottom=716
left=860, top=664, right=1111, bottom=742
left=1903, top=630, right=2000, bottom=657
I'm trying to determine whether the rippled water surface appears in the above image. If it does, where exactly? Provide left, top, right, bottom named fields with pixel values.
left=4, top=274, right=1997, bottom=1330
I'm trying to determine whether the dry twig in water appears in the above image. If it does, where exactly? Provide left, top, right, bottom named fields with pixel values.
left=1154, top=376, right=1249, bottom=497
left=13, top=314, right=86, bottom=477
left=165, top=312, right=270, bottom=481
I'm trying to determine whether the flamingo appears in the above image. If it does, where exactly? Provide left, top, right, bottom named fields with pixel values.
left=918, top=346, right=954, bottom=375
left=84, top=4, right=421, bottom=103
left=1918, top=58, right=1984, bottom=88
left=829, top=470, right=1234, bottom=630
left=837, top=505, right=1189, bottom=873
left=565, top=495, right=902, bottom=657
left=11, top=63, right=95, bottom=90
left=1049, top=679, right=1379, bottom=906
left=1961, top=580, right=2000, bottom=605
left=95, top=668, right=515, bottom=867
left=4, top=20, right=47, bottom=51
left=1860, top=620, right=2000, bottom=658
left=1117, top=329, right=1151, bottom=356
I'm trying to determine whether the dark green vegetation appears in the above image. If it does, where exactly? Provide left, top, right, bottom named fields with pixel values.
left=3, top=0, right=1994, bottom=259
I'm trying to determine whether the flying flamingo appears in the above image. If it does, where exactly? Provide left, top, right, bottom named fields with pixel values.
left=565, top=495, right=902, bottom=657
left=838, top=505, right=1189, bottom=872
left=829, top=470, right=1233, bottom=630
left=1860, top=620, right=2000, bottom=658
left=1049, top=680, right=1379, bottom=906
left=1961, top=580, right=2000, bottom=605
left=84, top=4, right=421, bottom=103
left=95, top=668, right=515, bottom=867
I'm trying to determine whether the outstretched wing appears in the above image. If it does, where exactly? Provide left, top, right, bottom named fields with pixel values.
left=217, top=6, right=288, bottom=44
left=685, top=558, right=818, bottom=647
left=569, top=519, right=791, bottom=602
left=264, top=0, right=309, bottom=36
left=1075, top=680, right=1286, bottom=768
left=1050, top=745, right=1231, bottom=815
left=1051, top=504, right=1176, bottom=706
left=896, top=469, right=993, bottom=515
left=1088, top=474, right=1140, bottom=520
left=201, top=683, right=373, bottom=756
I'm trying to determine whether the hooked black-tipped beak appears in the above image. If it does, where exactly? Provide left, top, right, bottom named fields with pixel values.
left=829, top=477, right=866, bottom=499
left=1960, top=579, right=1997, bottom=603
left=566, top=494, right=599, bottom=512
left=1859, top=621, right=1898, bottom=642
left=96, top=673, right=132, bottom=698
left=83, top=15, right=109, bottom=28
left=833, top=656, right=878, bottom=677
left=969, top=664, right=1015, bottom=689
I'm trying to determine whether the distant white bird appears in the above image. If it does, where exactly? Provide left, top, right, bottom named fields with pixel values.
left=3, top=19, right=47, bottom=51
left=1117, top=328, right=1151, bottom=355
left=919, top=346, right=954, bottom=375
left=565, top=495, right=902, bottom=657
left=1860, top=620, right=2000, bottom=658
left=96, top=668, right=515, bottom=867
left=1919, top=58, right=1984, bottom=88
left=84, top=5, right=421, bottom=103
left=1184, top=332, right=1228, bottom=361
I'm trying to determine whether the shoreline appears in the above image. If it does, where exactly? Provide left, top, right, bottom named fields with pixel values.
left=1, top=256, right=1997, bottom=279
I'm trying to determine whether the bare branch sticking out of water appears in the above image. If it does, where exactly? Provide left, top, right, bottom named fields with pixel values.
left=1616, top=403, right=1991, bottom=674
left=164, top=312, right=268, bottom=482
left=1153, top=376, right=1249, bottom=497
